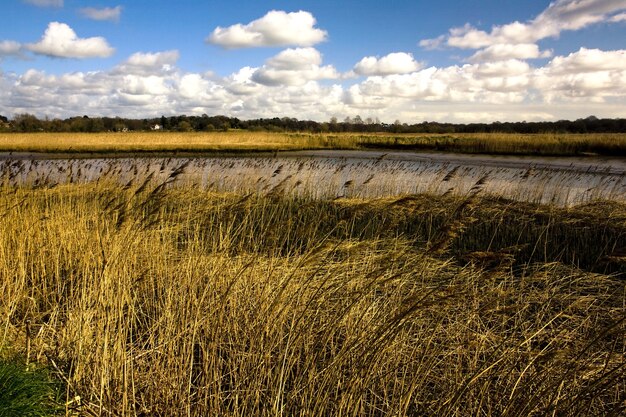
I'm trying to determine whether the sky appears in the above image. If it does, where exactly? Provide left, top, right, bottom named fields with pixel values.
left=0, top=0, right=625, bottom=123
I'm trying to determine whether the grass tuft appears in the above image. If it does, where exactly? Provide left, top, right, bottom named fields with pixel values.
left=0, top=358, right=62, bottom=417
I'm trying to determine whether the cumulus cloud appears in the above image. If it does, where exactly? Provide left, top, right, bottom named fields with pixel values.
left=121, top=74, right=171, bottom=96
left=544, top=47, right=626, bottom=74
left=0, top=41, right=22, bottom=57
left=353, top=52, right=422, bottom=76
left=533, top=48, right=626, bottom=102
left=207, top=10, right=327, bottom=48
left=350, top=48, right=626, bottom=111
left=251, top=47, right=339, bottom=86
left=125, top=50, right=179, bottom=68
left=467, top=44, right=552, bottom=62
left=421, top=0, right=626, bottom=50
left=114, top=50, right=179, bottom=75
left=23, top=0, right=62, bottom=7
left=225, top=66, right=262, bottom=95
left=26, top=22, right=114, bottom=58
left=79, top=6, right=122, bottom=22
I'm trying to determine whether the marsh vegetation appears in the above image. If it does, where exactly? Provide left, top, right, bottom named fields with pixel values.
left=1, top=158, right=624, bottom=416
left=1, top=131, right=625, bottom=157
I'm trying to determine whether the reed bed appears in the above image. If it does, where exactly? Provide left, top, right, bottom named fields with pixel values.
left=0, top=132, right=354, bottom=154
left=1, top=162, right=624, bottom=416
left=0, top=131, right=625, bottom=156
left=353, top=132, right=626, bottom=156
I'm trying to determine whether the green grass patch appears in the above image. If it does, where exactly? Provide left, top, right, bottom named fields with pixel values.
left=0, top=358, right=62, bottom=417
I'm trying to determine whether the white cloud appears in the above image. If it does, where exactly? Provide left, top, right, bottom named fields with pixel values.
left=352, top=59, right=534, bottom=104
left=125, top=50, right=179, bottom=68
left=26, top=22, right=114, bottom=58
left=251, top=47, right=339, bottom=86
left=79, top=6, right=122, bottom=22
left=23, top=0, right=62, bottom=7
left=353, top=52, right=422, bottom=76
left=467, top=44, right=552, bottom=62
left=114, top=50, right=179, bottom=75
left=0, top=41, right=22, bottom=56
left=265, top=47, right=322, bottom=69
left=225, top=66, right=264, bottom=96
left=178, top=74, right=210, bottom=99
left=534, top=48, right=626, bottom=102
left=609, top=12, right=626, bottom=21
left=544, top=47, right=626, bottom=74
left=207, top=10, right=327, bottom=48
left=120, top=74, right=171, bottom=96
left=419, top=35, right=445, bottom=50
left=421, top=0, right=626, bottom=50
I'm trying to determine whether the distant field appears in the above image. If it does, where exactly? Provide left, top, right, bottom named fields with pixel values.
left=0, top=131, right=625, bottom=156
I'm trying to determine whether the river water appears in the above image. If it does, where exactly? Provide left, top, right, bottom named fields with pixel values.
left=1, top=150, right=625, bottom=206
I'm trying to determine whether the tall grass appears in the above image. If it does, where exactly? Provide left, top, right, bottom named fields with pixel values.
left=0, top=167, right=624, bottom=416
left=354, top=132, right=626, bottom=156
left=0, top=131, right=625, bottom=156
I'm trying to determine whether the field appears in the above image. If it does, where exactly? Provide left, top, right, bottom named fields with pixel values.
left=1, top=131, right=626, bottom=156
left=1, top=159, right=625, bottom=416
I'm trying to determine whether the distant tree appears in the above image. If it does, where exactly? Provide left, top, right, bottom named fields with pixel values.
left=13, top=113, right=42, bottom=132
left=48, top=118, right=69, bottom=132
left=177, top=120, right=193, bottom=132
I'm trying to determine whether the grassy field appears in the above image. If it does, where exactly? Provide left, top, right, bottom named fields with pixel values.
left=0, top=131, right=625, bottom=156
left=1, top=165, right=625, bottom=416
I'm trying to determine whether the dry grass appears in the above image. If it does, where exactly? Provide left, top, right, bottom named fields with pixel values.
left=0, top=132, right=353, bottom=154
left=0, top=131, right=625, bottom=156
left=352, top=132, right=626, bottom=156
left=1, top=165, right=624, bottom=416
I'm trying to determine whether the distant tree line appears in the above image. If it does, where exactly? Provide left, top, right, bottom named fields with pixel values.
left=1, top=113, right=625, bottom=134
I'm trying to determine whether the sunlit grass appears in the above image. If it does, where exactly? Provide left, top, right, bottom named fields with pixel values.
left=1, top=164, right=624, bottom=416
left=0, top=131, right=625, bottom=156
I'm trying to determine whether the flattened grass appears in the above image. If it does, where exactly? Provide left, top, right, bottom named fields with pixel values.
left=1, top=169, right=624, bottom=416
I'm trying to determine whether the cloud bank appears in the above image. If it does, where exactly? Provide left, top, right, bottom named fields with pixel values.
left=2, top=46, right=625, bottom=123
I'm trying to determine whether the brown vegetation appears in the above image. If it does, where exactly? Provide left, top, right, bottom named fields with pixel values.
left=0, top=131, right=625, bottom=156
left=0, top=163, right=624, bottom=416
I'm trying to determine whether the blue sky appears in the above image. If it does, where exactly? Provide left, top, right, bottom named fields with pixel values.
left=1, top=0, right=625, bottom=122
